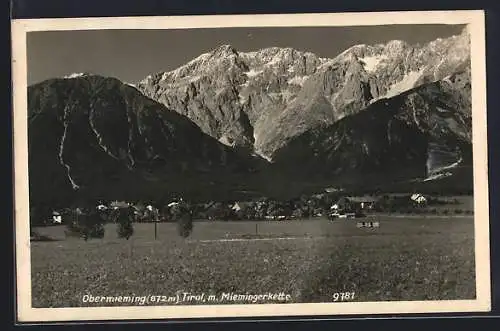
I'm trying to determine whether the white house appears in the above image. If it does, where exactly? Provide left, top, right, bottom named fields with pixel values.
left=97, top=204, right=108, bottom=211
left=411, top=193, right=427, bottom=204
left=231, top=202, right=242, bottom=212
left=110, top=201, right=130, bottom=210
left=52, top=211, right=62, bottom=224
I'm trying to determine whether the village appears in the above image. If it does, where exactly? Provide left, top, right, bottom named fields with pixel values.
left=38, top=189, right=469, bottom=228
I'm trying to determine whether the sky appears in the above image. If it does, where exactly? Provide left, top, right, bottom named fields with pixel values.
left=27, top=24, right=465, bottom=86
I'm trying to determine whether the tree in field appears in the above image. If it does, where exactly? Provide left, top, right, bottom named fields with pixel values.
left=172, top=201, right=193, bottom=238
left=177, top=213, right=193, bottom=238
left=66, top=207, right=105, bottom=241
left=83, top=211, right=105, bottom=240
left=235, top=203, right=255, bottom=220
left=116, top=206, right=134, bottom=239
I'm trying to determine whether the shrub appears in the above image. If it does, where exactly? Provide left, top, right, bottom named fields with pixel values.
left=66, top=211, right=105, bottom=241
left=172, top=204, right=194, bottom=238
left=65, top=218, right=81, bottom=235
left=117, top=221, right=133, bottom=239
left=86, top=223, right=105, bottom=240
left=177, top=212, right=193, bottom=238
left=116, top=207, right=134, bottom=240
left=82, top=212, right=105, bottom=240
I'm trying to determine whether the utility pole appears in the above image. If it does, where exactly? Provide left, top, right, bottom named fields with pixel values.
left=154, top=220, right=158, bottom=240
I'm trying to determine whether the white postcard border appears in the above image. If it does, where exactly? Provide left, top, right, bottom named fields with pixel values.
left=11, top=10, right=490, bottom=322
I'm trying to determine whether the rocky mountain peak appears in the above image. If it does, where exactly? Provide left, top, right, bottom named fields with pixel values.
left=137, top=31, right=471, bottom=161
left=211, top=44, right=239, bottom=57
left=63, top=72, right=94, bottom=79
left=384, top=39, right=409, bottom=53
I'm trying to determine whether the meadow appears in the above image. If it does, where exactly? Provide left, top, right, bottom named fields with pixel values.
left=30, top=216, right=476, bottom=307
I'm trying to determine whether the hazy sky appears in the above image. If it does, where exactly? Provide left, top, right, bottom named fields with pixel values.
left=27, top=24, right=465, bottom=86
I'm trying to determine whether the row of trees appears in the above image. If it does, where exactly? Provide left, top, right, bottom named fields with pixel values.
left=60, top=203, right=194, bottom=241
left=64, top=207, right=134, bottom=240
left=190, top=196, right=337, bottom=221
left=31, top=192, right=469, bottom=241
left=371, top=195, right=467, bottom=213
left=190, top=194, right=469, bottom=220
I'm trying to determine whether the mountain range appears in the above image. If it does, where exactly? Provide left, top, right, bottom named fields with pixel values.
left=27, top=27, right=472, bottom=205
left=136, top=27, right=470, bottom=160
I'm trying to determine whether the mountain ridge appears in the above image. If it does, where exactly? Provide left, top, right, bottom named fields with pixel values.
left=28, top=29, right=473, bottom=205
left=270, top=68, right=472, bottom=189
left=27, top=75, right=266, bottom=206
left=136, top=29, right=470, bottom=160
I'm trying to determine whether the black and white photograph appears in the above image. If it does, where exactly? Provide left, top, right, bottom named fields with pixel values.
left=12, top=10, right=490, bottom=322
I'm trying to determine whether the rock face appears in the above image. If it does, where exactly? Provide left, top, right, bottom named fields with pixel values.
left=137, top=28, right=470, bottom=160
left=270, top=68, right=472, bottom=189
left=28, top=75, right=262, bottom=205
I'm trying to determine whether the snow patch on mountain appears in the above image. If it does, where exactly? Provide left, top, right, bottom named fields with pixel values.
left=253, top=150, right=273, bottom=162
left=59, top=106, right=80, bottom=190
left=423, top=172, right=453, bottom=181
left=317, top=59, right=336, bottom=70
left=442, top=75, right=453, bottom=84
left=267, top=56, right=282, bottom=66
left=359, top=55, right=387, bottom=72
left=239, top=93, right=247, bottom=105
left=288, top=75, right=310, bottom=86
left=430, top=156, right=463, bottom=174
left=63, top=73, right=89, bottom=79
left=245, top=69, right=263, bottom=77
left=383, top=70, right=424, bottom=99
left=219, top=135, right=236, bottom=147
left=268, top=90, right=296, bottom=103
left=169, top=53, right=212, bottom=79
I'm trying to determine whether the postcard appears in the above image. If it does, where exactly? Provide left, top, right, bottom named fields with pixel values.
left=11, top=10, right=490, bottom=322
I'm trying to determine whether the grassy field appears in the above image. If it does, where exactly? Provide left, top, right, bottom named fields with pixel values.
left=429, top=195, right=475, bottom=212
left=31, top=216, right=476, bottom=307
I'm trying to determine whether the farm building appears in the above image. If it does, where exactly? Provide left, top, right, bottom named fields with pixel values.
left=142, top=205, right=160, bottom=222
left=231, top=202, right=243, bottom=212
left=325, top=187, right=344, bottom=193
left=167, top=201, right=180, bottom=208
left=109, top=201, right=130, bottom=210
left=346, top=196, right=378, bottom=210
left=52, top=211, right=62, bottom=224
left=331, top=197, right=354, bottom=212
left=411, top=193, right=427, bottom=205
left=96, top=204, right=108, bottom=211
left=331, top=196, right=377, bottom=212
left=231, top=201, right=253, bottom=212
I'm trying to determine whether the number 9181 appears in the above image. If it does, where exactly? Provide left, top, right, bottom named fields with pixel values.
left=332, top=292, right=355, bottom=301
